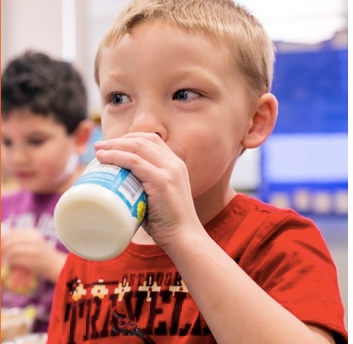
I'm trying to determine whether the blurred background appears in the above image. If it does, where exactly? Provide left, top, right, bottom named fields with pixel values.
left=1, top=0, right=348, bottom=328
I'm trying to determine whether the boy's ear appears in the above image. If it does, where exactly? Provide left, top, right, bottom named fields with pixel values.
left=241, top=93, right=278, bottom=149
left=73, top=119, right=94, bottom=155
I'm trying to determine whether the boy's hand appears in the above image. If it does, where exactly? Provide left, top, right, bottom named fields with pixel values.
left=95, top=133, right=203, bottom=250
left=1, top=228, right=67, bottom=282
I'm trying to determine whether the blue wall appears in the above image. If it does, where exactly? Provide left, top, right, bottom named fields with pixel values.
left=259, top=47, right=348, bottom=215
left=271, top=48, right=347, bottom=134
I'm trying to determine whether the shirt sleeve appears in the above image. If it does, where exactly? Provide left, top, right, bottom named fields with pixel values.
left=241, top=212, right=348, bottom=343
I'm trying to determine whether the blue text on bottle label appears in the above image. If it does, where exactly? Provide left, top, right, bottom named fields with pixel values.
left=74, top=159, right=147, bottom=225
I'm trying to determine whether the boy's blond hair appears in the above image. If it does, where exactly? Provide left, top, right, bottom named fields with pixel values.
left=94, top=0, right=275, bottom=98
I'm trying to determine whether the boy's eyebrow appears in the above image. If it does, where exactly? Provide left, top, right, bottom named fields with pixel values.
left=19, top=130, right=53, bottom=137
left=27, top=132, right=48, bottom=137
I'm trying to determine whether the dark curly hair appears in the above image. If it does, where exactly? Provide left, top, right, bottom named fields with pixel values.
left=1, top=51, right=88, bottom=134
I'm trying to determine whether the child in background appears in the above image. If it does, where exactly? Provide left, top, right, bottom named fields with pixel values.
left=1, top=51, right=92, bottom=333
left=48, top=0, right=347, bottom=343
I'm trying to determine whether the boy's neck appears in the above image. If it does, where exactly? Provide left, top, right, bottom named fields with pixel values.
left=54, top=165, right=86, bottom=194
left=194, top=185, right=237, bottom=226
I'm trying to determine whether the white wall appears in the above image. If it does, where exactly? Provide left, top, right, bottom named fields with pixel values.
left=2, top=0, right=63, bottom=65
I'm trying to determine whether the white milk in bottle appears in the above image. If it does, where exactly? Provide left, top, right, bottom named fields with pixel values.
left=54, top=158, right=147, bottom=261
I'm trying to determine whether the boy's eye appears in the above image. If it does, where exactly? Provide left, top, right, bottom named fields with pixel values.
left=1, top=138, right=46, bottom=148
left=2, top=138, right=12, bottom=147
left=107, top=93, right=131, bottom=105
left=28, top=139, right=45, bottom=146
left=172, top=89, right=200, bottom=102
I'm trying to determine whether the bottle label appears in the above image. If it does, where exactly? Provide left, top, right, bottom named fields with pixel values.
left=73, top=159, right=147, bottom=225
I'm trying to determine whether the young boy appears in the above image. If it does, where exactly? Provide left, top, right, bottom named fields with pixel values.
left=1, top=51, right=92, bottom=332
left=47, top=0, right=347, bottom=343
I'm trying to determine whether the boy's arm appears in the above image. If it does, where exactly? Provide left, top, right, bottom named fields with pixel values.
left=164, top=228, right=336, bottom=344
left=42, top=246, right=68, bottom=282
left=1, top=228, right=67, bottom=282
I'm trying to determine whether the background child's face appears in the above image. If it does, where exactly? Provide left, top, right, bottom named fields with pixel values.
left=1, top=110, right=79, bottom=194
left=98, top=20, right=255, bottom=199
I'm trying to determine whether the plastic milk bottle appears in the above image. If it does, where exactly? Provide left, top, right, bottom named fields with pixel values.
left=54, top=158, right=147, bottom=261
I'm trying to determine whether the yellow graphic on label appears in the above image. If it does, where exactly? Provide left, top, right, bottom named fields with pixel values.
left=137, top=201, right=147, bottom=223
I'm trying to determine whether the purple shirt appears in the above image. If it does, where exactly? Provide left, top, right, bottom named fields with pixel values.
left=1, top=190, right=68, bottom=333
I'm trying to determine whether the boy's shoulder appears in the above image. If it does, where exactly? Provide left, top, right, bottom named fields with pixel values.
left=2, top=190, right=61, bottom=214
left=233, top=193, right=309, bottom=224
left=2, top=189, right=29, bottom=202
left=237, top=193, right=291, bottom=212
left=210, top=193, right=319, bottom=244
left=206, top=193, right=319, bottom=242
left=1, top=190, right=33, bottom=222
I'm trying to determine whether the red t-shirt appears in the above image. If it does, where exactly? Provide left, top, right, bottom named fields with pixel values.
left=48, top=194, right=347, bottom=343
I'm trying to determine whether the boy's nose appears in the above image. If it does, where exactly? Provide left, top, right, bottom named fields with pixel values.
left=128, top=109, right=168, bottom=141
left=9, top=147, right=30, bottom=164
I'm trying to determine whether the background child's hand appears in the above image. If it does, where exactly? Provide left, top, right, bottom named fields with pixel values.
left=1, top=229, right=67, bottom=282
